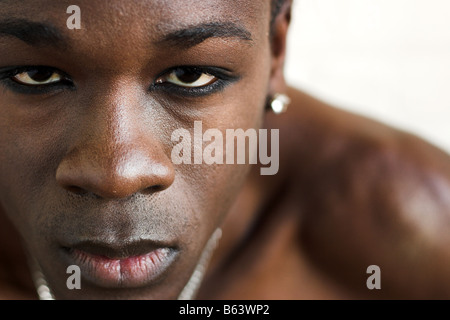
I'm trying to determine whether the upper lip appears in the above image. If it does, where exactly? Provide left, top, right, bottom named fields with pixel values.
left=65, top=239, right=175, bottom=260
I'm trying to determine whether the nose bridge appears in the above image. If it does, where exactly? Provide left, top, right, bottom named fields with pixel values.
left=94, top=88, right=143, bottom=151
left=56, top=85, right=175, bottom=198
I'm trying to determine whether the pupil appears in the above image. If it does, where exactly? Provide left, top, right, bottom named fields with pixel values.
left=175, top=68, right=202, bottom=83
left=27, top=69, right=54, bottom=82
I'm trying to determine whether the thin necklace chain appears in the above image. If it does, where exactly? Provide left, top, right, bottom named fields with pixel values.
left=28, top=256, right=55, bottom=300
left=30, top=228, right=222, bottom=300
left=177, top=228, right=222, bottom=300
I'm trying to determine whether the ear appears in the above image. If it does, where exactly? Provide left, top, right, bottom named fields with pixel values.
left=268, top=0, right=292, bottom=97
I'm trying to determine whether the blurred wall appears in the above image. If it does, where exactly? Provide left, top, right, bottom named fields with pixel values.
left=285, top=0, right=450, bottom=153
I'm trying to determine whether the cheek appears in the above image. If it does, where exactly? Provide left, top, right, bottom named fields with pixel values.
left=171, top=97, right=268, bottom=230
left=177, top=162, right=251, bottom=230
left=0, top=101, right=68, bottom=233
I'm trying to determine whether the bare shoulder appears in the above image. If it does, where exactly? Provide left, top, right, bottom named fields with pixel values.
left=269, top=87, right=450, bottom=298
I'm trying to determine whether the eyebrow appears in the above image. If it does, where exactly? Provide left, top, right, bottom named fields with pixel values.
left=0, top=19, right=252, bottom=50
left=157, top=22, right=253, bottom=48
left=0, top=18, right=67, bottom=48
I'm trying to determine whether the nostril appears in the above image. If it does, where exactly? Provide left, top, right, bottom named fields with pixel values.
left=143, top=185, right=165, bottom=194
left=66, top=185, right=88, bottom=195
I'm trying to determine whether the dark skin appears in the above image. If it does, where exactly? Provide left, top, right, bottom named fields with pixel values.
left=1, top=0, right=450, bottom=300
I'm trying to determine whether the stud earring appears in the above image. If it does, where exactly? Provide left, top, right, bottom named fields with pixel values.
left=270, top=93, right=291, bottom=114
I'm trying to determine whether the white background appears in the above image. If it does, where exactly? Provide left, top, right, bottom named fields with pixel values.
left=285, top=0, right=450, bottom=153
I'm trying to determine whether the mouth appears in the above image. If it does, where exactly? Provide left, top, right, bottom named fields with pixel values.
left=61, top=240, right=179, bottom=289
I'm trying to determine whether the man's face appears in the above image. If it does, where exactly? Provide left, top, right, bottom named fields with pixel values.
left=0, top=0, right=275, bottom=299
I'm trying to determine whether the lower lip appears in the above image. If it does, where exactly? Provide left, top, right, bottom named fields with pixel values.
left=66, top=247, right=176, bottom=288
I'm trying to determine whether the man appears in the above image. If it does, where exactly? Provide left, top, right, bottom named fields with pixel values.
left=1, top=0, right=449, bottom=299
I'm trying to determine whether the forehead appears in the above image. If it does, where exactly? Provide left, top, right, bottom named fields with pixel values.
left=0, top=0, right=270, bottom=40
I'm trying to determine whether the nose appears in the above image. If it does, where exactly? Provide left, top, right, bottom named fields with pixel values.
left=56, top=93, right=175, bottom=199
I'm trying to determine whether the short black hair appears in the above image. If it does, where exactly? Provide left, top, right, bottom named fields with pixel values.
left=270, top=0, right=288, bottom=35
left=271, top=0, right=288, bottom=26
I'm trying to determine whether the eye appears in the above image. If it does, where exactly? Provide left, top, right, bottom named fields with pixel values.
left=151, top=66, right=239, bottom=98
left=12, top=68, right=64, bottom=86
left=156, top=67, right=218, bottom=88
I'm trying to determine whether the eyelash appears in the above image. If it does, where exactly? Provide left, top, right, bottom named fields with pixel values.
left=0, top=66, right=240, bottom=97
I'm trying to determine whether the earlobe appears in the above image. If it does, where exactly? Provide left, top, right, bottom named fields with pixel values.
left=268, top=0, right=292, bottom=97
